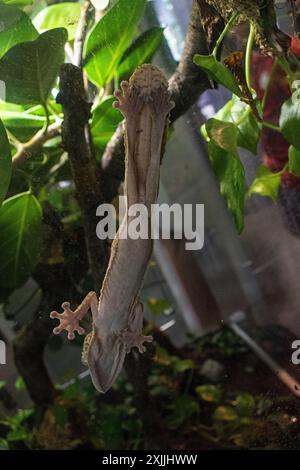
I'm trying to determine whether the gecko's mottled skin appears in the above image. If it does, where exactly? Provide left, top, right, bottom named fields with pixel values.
left=50, top=64, right=174, bottom=393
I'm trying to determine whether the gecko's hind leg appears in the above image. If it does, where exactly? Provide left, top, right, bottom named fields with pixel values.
left=119, top=301, right=153, bottom=354
left=50, top=291, right=98, bottom=340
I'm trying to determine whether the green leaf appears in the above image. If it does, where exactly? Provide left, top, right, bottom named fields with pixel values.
left=288, top=145, right=300, bottom=177
left=84, top=0, right=146, bottom=87
left=280, top=98, right=300, bottom=149
left=193, top=54, right=242, bottom=97
left=213, top=405, right=238, bottom=422
left=196, top=384, right=222, bottom=403
left=0, top=28, right=68, bottom=105
left=0, top=119, right=11, bottom=204
left=231, top=96, right=261, bottom=154
left=0, top=438, right=9, bottom=450
left=0, top=107, right=47, bottom=141
left=202, top=97, right=261, bottom=155
left=147, top=297, right=171, bottom=315
left=208, top=139, right=245, bottom=233
left=14, top=376, right=26, bottom=391
left=117, top=27, right=164, bottom=81
left=91, top=96, right=123, bottom=157
left=11, top=408, right=33, bottom=425
left=167, top=395, right=199, bottom=430
left=0, top=0, right=33, bottom=6
left=0, top=192, right=42, bottom=289
left=0, top=4, right=38, bottom=59
left=248, top=165, right=282, bottom=201
left=33, top=2, right=80, bottom=41
left=234, top=393, right=256, bottom=417
left=7, top=428, right=29, bottom=442
left=206, top=118, right=238, bottom=153
left=173, top=358, right=194, bottom=373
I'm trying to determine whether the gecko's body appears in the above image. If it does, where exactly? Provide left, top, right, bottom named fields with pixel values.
left=50, top=64, right=174, bottom=393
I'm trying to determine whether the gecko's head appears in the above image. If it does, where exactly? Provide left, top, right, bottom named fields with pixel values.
left=129, top=63, right=169, bottom=95
left=85, top=328, right=127, bottom=394
left=129, top=64, right=174, bottom=114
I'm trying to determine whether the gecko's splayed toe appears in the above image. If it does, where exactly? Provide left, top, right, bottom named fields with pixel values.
left=50, top=302, right=86, bottom=340
left=120, top=330, right=153, bottom=354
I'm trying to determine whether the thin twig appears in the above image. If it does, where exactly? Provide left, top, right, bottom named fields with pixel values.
left=12, top=122, right=61, bottom=169
left=73, top=0, right=94, bottom=68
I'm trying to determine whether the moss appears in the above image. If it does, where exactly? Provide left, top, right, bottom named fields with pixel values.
left=206, top=0, right=277, bottom=54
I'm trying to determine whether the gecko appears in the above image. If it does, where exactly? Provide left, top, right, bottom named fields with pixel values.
left=50, top=64, right=175, bottom=393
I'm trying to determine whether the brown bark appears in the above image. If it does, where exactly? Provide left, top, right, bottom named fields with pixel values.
left=57, top=64, right=109, bottom=290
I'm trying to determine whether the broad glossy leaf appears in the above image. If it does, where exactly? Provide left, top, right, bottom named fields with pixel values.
left=0, top=0, right=33, bottom=6
left=0, top=101, right=57, bottom=141
left=0, top=192, right=42, bottom=288
left=206, top=118, right=238, bottom=153
left=288, top=145, right=300, bottom=177
left=280, top=98, right=300, bottom=149
left=33, top=2, right=80, bottom=41
left=248, top=165, right=281, bottom=201
left=208, top=140, right=245, bottom=233
left=117, top=27, right=164, bottom=81
left=84, top=0, right=146, bottom=87
left=230, top=96, right=261, bottom=154
left=193, top=54, right=242, bottom=97
left=0, top=28, right=68, bottom=105
left=202, top=97, right=261, bottom=155
left=0, top=119, right=11, bottom=204
left=0, top=4, right=38, bottom=58
left=91, top=96, right=123, bottom=157
left=0, top=109, right=46, bottom=141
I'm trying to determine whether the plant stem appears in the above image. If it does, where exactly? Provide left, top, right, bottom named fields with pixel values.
left=262, top=121, right=281, bottom=132
left=213, top=12, right=239, bottom=57
left=277, top=56, right=294, bottom=85
left=245, top=22, right=255, bottom=90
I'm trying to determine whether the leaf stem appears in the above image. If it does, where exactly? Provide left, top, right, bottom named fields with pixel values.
left=277, top=56, right=294, bottom=85
left=213, top=12, right=239, bottom=57
left=245, top=22, right=255, bottom=90
left=262, top=121, right=281, bottom=132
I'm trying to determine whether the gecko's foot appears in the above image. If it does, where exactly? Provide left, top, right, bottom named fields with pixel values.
left=119, top=330, right=153, bottom=354
left=113, top=80, right=146, bottom=117
left=50, top=302, right=85, bottom=340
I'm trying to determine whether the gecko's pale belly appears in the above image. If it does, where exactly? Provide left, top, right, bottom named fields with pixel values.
left=98, top=233, right=153, bottom=331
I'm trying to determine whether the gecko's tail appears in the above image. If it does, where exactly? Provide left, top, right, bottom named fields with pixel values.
left=87, top=333, right=127, bottom=393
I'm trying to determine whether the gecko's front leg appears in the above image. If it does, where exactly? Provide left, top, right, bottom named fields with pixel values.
left=50, top=291, right=98, bottom=340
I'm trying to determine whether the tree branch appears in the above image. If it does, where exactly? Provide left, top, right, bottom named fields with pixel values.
left=73, top=0, right=94, bottom=68
left=12, top=122, right=61, bottom=169
left=57, top=64, right=108, bottom=290
left=101, top=0, right=218, bottom=202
